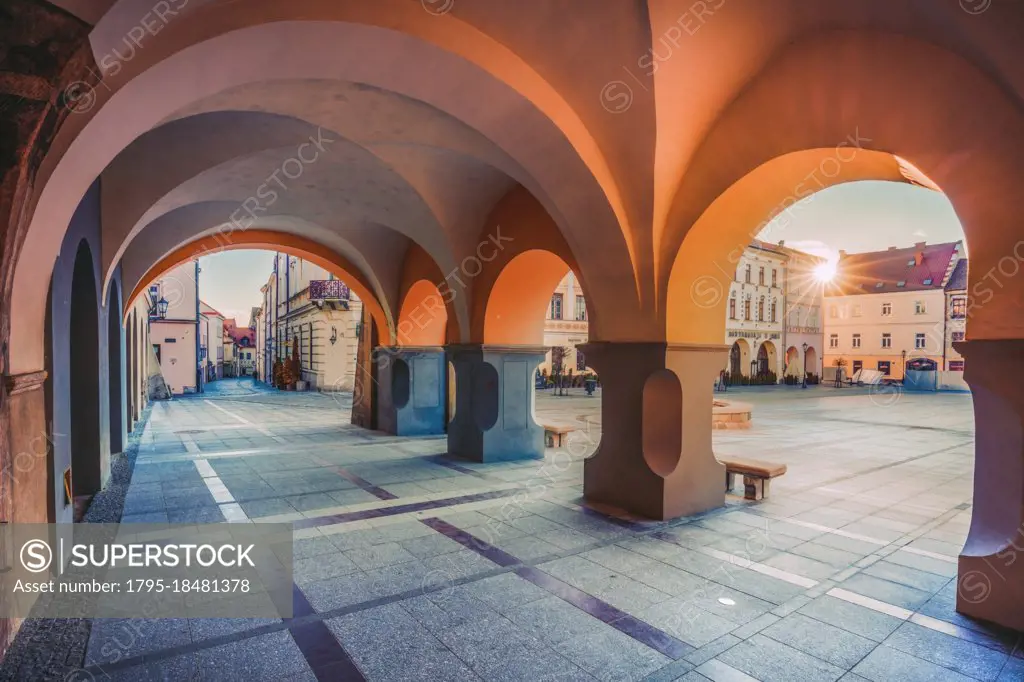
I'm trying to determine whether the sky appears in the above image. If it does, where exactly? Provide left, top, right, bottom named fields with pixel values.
left=196, top=181, right=965, bottom=321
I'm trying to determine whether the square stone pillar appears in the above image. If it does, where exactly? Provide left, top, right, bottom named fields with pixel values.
left=952, top=340, right=1024, bottom=631
left=375, top=346, right=446, bottom=436
left=580, top=342, right=727, bottom=520
left=446, top=344, right=545, bottom=462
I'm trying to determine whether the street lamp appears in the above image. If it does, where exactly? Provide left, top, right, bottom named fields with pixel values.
left=901, top=349, right=907, bottom=380
left=150, top=296, right=169, bottom=319
left=801, top=342, right=808, bottom=389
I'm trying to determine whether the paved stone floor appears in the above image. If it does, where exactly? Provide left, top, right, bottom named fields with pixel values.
left=76, top=378, right=1024, bottom=681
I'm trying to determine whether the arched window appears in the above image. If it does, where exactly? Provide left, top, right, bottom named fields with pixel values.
left=758, top=296, right=765, bottom=321
left=759, top=267, right=765, bottom=286
left=770, top=298, right=777, bottom=323
left=729, top=294, right=736, bottom=319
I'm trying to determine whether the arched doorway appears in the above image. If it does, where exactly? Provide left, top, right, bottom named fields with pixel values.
left=757, top=340, right=778, bottom=377
left=126, top=310, right=135, bottom=431
left=728, top=339, right=751, bottom=378
left=805, top=346, right=818, bottom=380
left=785, top=346, right=800, bottom=377
left=69, top=241, right=102, bottom=507
left=107, top=283, right=124, bottom=455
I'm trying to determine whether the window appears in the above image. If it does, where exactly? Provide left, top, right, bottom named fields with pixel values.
left=758, top=297, right=765, bottom=322
left=951, top=297, right=966, bottom=319
left=915, top=333, right=927, bottom=349
left=575, top=295, right=587, bottom=321
left=729, top=296, right=736, bottom=320
left=576, top=349, right=587, bottom=371
left=550, top=294, right=563, bottom=320
left=771, top=269, right=777, bottom=288
left=951, top=331, right=966, bottom=342
left=745, top=264, right=752, bottom=283
left=852, top=304, right=862, bottom=317
left=923, top=278, right=933, bottom=285
left=914, top=300, right=926, bottom=315
left=949, top=360, right=965, bottom=371
left=829, top=334, right=839, bottom=349
left=759, top=267, right=765, bottom=286
left=829, top=305, right=838, bottom=319
left=881, top=302, right=892, bottom=316
left=878, top=361, right=891, bottom=375
left=770, top=299, right=777, bottom=323
left=881, top=333, right=892, bottom=349
left=852, top=360, right=863, bottom=374
left=852, top=334, right=861, bottom=349
left=743, top=298, right=751, bottom=321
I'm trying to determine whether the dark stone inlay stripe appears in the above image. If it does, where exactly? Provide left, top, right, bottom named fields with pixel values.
left=515, top=567, right=693, bottom=660
left=420, top=518, right=520, bottom=567
left=428, top=455, right=491, bottom=478
left=334, top=467, right=399, bottom=501
left=306, top=454, right=398, bottom=501
left=289, top=583, right=364, bottom=680
left=289, top=621, right=365, bottom=682
left=419, top=518, right=693, bottom=660
left=294, top=488, right=517, bottom=530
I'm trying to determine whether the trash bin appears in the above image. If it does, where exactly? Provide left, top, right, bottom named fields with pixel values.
left=584, top=379, right=596, bottom=396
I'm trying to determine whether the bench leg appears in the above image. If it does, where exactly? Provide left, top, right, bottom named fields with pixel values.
left=725, top=471, right=736, bottom=492
left=743, top=476, right=770, bottom=501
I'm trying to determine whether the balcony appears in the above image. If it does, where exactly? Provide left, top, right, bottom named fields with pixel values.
left=310, top=280, right=350, bottom=301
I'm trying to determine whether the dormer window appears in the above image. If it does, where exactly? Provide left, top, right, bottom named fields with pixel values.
left=923, top=278, right=933, bottom=285
left=907, top=259, right=916, bottom=267
left=875, top=282, right=884, bottom=288
left=896, top=281, right=906, bottom=287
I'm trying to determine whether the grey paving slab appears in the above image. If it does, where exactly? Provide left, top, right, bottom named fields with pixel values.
left=716, top=633, right=846, bottom=682
left=760, top=612, right=877, bottom=669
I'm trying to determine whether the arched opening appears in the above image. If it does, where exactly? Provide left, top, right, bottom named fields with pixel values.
left=804, top=346, right=819, bottom=381
left=69, top=240, right=103, bottom=511
left=756, top=340, right=777, bottom=379
left=126, top=310, right=135, bottom=431
left=483, top=249, right=574, bottom=346
left=395, top=280, right=448, bottom=347
left=784, top=346, right=800, bottom=377
left=728, top=339, right=751, bottom=379
left=107, top=282, right=124, bottom=455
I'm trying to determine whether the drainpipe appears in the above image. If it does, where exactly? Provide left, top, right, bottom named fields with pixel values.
left=195, top=259, right=202, bottom=393
left=274, top=254, right=280, bottom=363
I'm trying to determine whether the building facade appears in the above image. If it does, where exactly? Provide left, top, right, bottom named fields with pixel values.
left=148, top=260, right=201, bottom=395
left=725, top=241, right=790, bottom=380
left=255, top=253, right=363, bottom=391
left=538, top=243, right=823, bottom=382
left=539, top=271, right=590, bottom=375
left=199, top=301, right=224, bottom=382
left=823, top=241, right=964, bottom=379
left=944, top=259, right=968, bottom=371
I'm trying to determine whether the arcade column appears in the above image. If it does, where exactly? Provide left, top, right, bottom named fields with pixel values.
left=953, top=340, right=1024, bottom=631
left=580, top=342, right=727, bottom=520
left=375, top=346, right=446, bottom=436
left=446, top=344, right=545, bottom=462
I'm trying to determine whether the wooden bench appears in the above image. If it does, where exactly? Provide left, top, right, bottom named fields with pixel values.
left=719, top=457, right=787, bottom=501
left=541, top=422, right=576, bottom=448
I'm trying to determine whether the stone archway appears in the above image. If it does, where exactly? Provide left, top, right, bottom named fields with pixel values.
left=69, top=241, right=103, bottom=505
left=785, top=346, right=800, bottom=377
left=106, top=281, right=124, bottom=455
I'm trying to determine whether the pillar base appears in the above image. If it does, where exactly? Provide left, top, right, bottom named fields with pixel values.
left=447, top=345, right=545, bottom=462
left=953, top=340, right=1024, bottom=630
left=581, top=342, right=726, bottom=521
left=375, top=347, right=446, bottom=436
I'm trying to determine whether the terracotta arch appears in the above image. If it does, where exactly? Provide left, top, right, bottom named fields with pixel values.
left=661, top=31, right=1024, bottom=342
left=126, top=230, right=394, bottom=345
left=395, top=280, right=448, bottom=347
left=483, top=250, right=573, bottom=346
left=11, top=9, right=643, bottom=373
left=666, top=149, right=929, bottom=344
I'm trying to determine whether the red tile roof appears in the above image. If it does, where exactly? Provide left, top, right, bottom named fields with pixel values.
left=825, top=242, right=960, bottom=296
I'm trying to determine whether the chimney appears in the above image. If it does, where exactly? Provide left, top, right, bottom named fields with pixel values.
left=915, top=252, right=924, bottom=266
left=777, top=240, right=785, bottom=247
left=888, top=246, right=898, bottom=251
left=838, top=250, right=847, bottom=259
left=914, top=241, right=926, bottom=249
